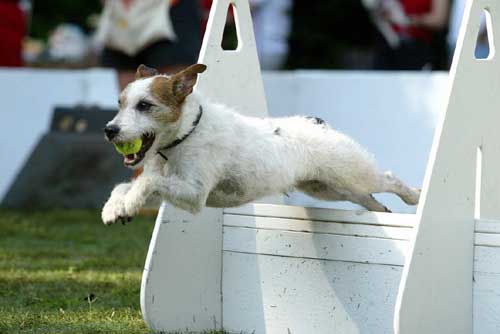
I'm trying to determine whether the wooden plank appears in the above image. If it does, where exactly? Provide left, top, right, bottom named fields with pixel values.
left=224, top=214, right=413, bottom=240
left=141, top=204, right=224, bottom=332
left=223, top=226, right=407, bottom=266
left=475, top=233, right=500, bottom=247
left=221, top=250, right=500, bottom=333
left=225, top=214, right=500, bottom=245
left=224, top=203, right=416, bottom=227
left=475, top=219, right=500, bottom=234
left=474, top=246, right=500, bottom=274
left=473, top=272, right=500, bottom=334
left=226, top=209, right=500, bottom=233
left=222, top=251, right=402, bottom=334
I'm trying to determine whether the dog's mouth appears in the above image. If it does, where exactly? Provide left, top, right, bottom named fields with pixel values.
left=122, top=133, right=155, bottom=167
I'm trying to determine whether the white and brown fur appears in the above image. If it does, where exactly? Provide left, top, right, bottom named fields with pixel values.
left=101, top=64, right=420, bottom=224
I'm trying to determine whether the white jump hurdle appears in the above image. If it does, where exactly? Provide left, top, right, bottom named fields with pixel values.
left=396, top=0, right=500, bottom=333
left=141, top=0, right=500, bottom=333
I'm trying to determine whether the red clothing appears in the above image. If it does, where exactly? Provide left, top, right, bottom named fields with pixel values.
left=0, top=1, right=25, bottom=66
left=201, top=0, right=212, bottom=32
left=401, top=0, right=432, bottom=13
left=200, top=0, right=234, bottom=34
left=393, top=0, right=433, bottom=42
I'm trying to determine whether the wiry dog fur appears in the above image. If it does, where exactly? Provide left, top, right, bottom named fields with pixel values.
left=101, top=64, right=420, bottom=224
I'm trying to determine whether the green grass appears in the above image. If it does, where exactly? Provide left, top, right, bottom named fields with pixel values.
left=0, top=210, right=224, bottom=334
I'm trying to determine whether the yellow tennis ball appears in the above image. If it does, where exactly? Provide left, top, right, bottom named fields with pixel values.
left=114, top=138, right=143, bottom=155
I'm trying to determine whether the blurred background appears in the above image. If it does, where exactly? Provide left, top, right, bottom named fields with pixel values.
left=3, top=0, right=472, bottom=71
left=0, top=1, right=486, bottom=332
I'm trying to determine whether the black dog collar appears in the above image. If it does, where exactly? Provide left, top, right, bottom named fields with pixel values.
left=157, top=105, right=203, bottom=161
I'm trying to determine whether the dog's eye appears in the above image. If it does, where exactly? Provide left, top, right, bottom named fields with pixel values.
left=136, top=100, right=153, bottom=112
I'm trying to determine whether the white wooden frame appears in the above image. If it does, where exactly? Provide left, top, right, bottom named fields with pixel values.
left=395, top=0, right=500, bottom=333
left=141, top=0, right=500, bottom=333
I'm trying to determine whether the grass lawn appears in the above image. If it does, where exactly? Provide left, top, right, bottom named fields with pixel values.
left=0, top=210, right=225, bottom=334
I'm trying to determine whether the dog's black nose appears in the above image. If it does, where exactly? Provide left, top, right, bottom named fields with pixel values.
left=104, top=125, right=120, bottom=140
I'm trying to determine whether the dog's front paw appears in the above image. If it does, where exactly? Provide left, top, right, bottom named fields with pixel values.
left=123, top=189, right=147, bottom=218
left=102, top=196, right=131, bottom=225
left=122, top=176, right=157, bottom=217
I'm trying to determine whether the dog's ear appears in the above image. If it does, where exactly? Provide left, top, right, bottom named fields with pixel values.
left=171, top=64, right=207, bottom=101
left=136, top=64, right=159, bottom=80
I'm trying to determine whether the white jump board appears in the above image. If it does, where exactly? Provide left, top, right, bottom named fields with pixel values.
left=220, top=203, right=500, bottom=334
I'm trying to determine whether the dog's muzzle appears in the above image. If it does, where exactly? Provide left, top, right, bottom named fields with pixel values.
left=104, top=125, right=120, bottom=141
left=121, top=133, right=156, bottom=167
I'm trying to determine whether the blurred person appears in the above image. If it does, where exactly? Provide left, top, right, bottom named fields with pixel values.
left=250, top=0, right=292, bottom=70
left=366, top=0, right=450, bottom=70
left=0, top=0, right=26, bottom=67
left=96, top=0, right=202, bottom=90
left=46, top=24, right=89, bottom=63
left=200, top=0, right=212, bottom=32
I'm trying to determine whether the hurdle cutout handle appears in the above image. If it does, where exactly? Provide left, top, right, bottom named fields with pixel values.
left=200, top=0, right=257, bottom=56
left=456, top=1, right=499, bottom=62
left=196, top=0, right=268, bottom=117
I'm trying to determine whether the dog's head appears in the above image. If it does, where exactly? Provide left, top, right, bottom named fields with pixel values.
left=104, top=63, right=207, bottom=168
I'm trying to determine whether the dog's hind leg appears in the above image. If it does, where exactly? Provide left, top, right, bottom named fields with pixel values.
left=296, top=180, right=346, bottom=201
left=296, top=180, right=391, bottom=212
left=378, top=171, right=420, bottom=205
left=352, top=194, right=391, bottom=213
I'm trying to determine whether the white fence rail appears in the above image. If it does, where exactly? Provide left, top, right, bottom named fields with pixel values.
left=143, top=202, right=500, bottom=333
